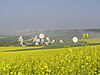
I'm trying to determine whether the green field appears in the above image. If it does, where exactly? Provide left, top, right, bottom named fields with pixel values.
left=82, top=38, right=100, bottom=44
left=0, top=45, right=100, bottom=75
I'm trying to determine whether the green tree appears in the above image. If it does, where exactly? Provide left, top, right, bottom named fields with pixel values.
left=82, top=33, right=89, bottom=39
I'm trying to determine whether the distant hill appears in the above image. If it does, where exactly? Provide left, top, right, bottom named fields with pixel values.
left=0, top=28, right=100, bottom=46
left=83, top=29, right=100, bottom=33
left=43, top=29, right=100, bottom=39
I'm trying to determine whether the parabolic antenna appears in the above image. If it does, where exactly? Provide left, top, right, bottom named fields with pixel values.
left=39, top=33, right=45, bottom=39
left=51, top=40, right=55, bottom=43
left=59, top=40, right=64, bottom=43
left=18, top=36, right=23, bottom=42
left=46, top=37, right=50, bottom=41
left=72, top=37, right=78, bottom=43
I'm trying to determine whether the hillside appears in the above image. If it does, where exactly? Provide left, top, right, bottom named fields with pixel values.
left=0, top=29, right=100, bottom=46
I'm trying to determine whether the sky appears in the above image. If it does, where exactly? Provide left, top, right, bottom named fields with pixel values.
left=0, top=0, right=100, bottom=34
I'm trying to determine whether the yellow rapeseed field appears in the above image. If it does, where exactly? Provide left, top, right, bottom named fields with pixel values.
left=0, top=45, right=100, bottom=75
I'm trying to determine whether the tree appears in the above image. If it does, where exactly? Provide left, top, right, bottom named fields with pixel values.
left=82, top=33, right=89, bottom=39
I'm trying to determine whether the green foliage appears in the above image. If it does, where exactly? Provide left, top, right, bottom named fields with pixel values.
left=82, top=33, right=89, bottom=39
left=0, top=37, right=18, bottom=46
left=0, top=46, right=100, bottom=75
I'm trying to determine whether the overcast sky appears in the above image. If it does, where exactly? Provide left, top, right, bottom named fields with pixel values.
left=0, top=0, right=100, bottom=34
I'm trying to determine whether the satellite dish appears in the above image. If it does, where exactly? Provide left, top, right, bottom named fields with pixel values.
left=46, top=37, right=51, bottom=43
left=39, top=33, right=45, bottom=39
left=18, top=36, right=23, bottom=42
left=33, top=36, right=38, bottom=42
left=36, top=39, right=40, bottom=42
left=51, top=40, right=55, bottom=43
left=72, top=37, right=78, bottom=43
left=59, top=40, right=64, bottom=43
left=18, top=36, right=24, bottom=46
left=46, top=37, right=50, bottom=41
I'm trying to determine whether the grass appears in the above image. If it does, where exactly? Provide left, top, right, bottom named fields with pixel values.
left=81, top=38, right=100, bottom=44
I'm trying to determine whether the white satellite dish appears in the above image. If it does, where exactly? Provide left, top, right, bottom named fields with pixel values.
left=18, top=36, right=23, bottom=42
left=46, top=37, right=50, bottom=41
left=36, top=39, right=40, bottom=42
left=72, top=37, right=79, bottom=43
left=41, top=39, right=44, bottom=43
left=59, top=40, right=64, bottom=43
left=18, top=36, right=24, bottom=46
left=33, top=36, right=38, bottom=42
left=46, top=37, right=51, bottom=42
left=51, top=40, right=55, bottom=43
left=39, top=33, right=45, bottom=39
